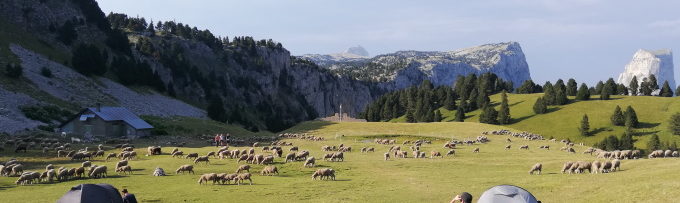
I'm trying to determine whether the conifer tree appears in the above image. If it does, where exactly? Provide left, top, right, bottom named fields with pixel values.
left=567, top=78, right=578, bottom=96
left=594, top=81, right=604, bottom=95
left=444, top=89, right=456, bottom=110
left=676, top=85, right=680, bottom=97
left=434, top=109, right=443, bottom=122
left=600, top=83, right=612, bottom=100
left=576, top=83, right=590, bottom=100
left=624, top=105, right=639, bottom=128
left=543, top=82, right=556, bottom=105
left=619, top=132, right=635, bottom=149
left=579, top=114, right=590, bottom=136
left=611, top=105, right=625, bottom=126
left=532, top=97, right=547, bottom=114
left=406, top=109, right=416, bottom=123
left=668, top=112, right=680, bottom=135
left=648, top=134, right=661, bottom=151
left=629, top=76, right=639, bottom=95
left=616, top=84, right=628, bottom=95
left=649, top=74, right=659, bottom=90
left=660, top=81, right=673, bottom=97
left=498, top=90, right=511, bottom=124
left=479, top=105, right=498, bottom=124
left=555, top=88, right=568, bottom=105
left=454, top=105, right=465, bottom=122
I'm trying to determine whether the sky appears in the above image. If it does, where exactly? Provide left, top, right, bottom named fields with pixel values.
left=96, top=0, right=680, bottom=85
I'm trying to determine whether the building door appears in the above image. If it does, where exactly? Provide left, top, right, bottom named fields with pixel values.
left=84, top=125, right=93, bottom=140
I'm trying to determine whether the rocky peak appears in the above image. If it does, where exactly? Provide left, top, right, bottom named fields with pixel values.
left=617, top=49, right=675, bottom=90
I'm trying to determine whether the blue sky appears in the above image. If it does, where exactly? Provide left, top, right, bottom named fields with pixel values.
left=96, top=0, right=680, bottom=85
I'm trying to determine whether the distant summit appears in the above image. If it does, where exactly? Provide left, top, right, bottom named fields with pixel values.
left=344, top=45, right=369, bottom=57
left=617, top=49, right=675, bottom=91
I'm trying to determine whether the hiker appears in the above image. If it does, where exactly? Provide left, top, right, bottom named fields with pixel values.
left=213, top=134, right=221, bottom=147
left=220, top=134, right=226, bottom=146
left=122, top=189, right=138, bottom=203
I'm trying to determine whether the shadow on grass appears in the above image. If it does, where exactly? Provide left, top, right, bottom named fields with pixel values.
left=590, top=127, right=611, bottom=135
left=508, top=101, right=524, bottom=107
left=513, top=115, right=535, bottom=123
left=633, top=130, right=660, bottom=136
left=638, top=122, right=661, bottom=128
left=546, top=106, right=562, bottom=113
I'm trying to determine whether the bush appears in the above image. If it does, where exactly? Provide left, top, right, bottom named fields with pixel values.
left=20, top=105, right=73, bottom=123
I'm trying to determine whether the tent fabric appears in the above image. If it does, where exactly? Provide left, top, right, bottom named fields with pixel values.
left=477, top=185, right=539, bottom=203
left=57, top=184, right=123, bottom=203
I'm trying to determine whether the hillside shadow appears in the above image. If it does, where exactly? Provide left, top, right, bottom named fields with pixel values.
left=546, top=106, right=562, bottom=113
left=508, top=101, right=524, bottom=107
left=638, top=122, right=661, bottom=129
left=590, top=127, right=610, bottom=135
left=513, top=115, right=535, bottom=123
left=633, top=130, right=660, bottom=136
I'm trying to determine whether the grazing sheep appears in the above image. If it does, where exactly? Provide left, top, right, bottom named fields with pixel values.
left=304, top=157, right=316, bottom=167
left=283, top=153, right=295, bottom=162
left=367, top=147, right=375, bottom=152
left=82, top=161, right=92, bottom=168
left=260, top=155, right=274, bottom=165
left=198, top=173, right=218, bottom=185
left=430, top=151, right=442, bottom=159
left=236, top=173, right=253, bottom=185
left=57, top=168, right=69, bottom=181
left=116, top=166, right=132, bottom=175
left=57, top=150, right=68, bottom=157
left=89, top=166, right=107, bottom=179
left=274, top=149, right=283, bottom=157
left=252, top=154, right=264, bottom=164
left=185, top=153, right=199, bottom=159
left=176, top=165, right=195, bottom=174
left=519, top=145, right=529, bottom=150
left=295, top=151, right=310, bottom=161
left=93, top=150, right=105, bottom=158
left=116, top=160, right=128, bottom=169
left=361, top=147, right=367, bottom=153
left=172, top=151, right=184, bottom=158
left=147, top=146, right=162, bottom=155
left=567, top=148, right=576, bottom=153
left=312, top=168, right=336, bottom=180
left=446, top=149, right=455, bottom=156
left=384, top=152, right=390, bottom=160
left=331, top=152, right=344, bottom=162
left=106, top=153, right=117, bottom=160
left=505, top=145, right=511, bottom=150
left=528, top=163, right=542, bottom=175
left=611, top=159, right=621, bottom=172
left=46, top=164, right=54, bottom=171
left=45, top=169, right=56, bottom=182
left=290, top=146, right=299, bottom=151
left=223, top=173, right=239, bottom=184
left=194, top=156, right=210, bottom=165
left=206, top=151, right=217, bottom=158
left=260, top=166, right=279, bottom=176
left=236, top=165, right=251, bottom=173
left=600, top=161, right=613, bottom=173
left=472, top=148, right=480, bottom=153
left=248, top=148, right=255, bottom=155
left=561, top=162, right=574, bottom=174
left=75, top=167, right=85, bottom=178
left=171, top=148, right=179, bottom=154
left=591, top=161, right=602, bottom=174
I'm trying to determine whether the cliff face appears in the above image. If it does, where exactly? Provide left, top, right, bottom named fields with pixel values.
left=301, top=42, right=532, bottom=89
left=617, top=49, right=675, bottom=90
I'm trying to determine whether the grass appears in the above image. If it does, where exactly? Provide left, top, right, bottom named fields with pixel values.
left=141, top=116, right=273, bottom=138
left=1, top=121, right=679, bottom=202
left=426, top=93, right=680, bottom=149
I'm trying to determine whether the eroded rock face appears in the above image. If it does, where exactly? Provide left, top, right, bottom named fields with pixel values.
left=301, top=42, right=532, bottom=89
left=617, top=49, right=675, bottom=90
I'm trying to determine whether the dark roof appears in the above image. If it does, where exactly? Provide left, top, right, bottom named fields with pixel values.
left=60, top=107, right=153, bottom=130
left=85, top=107, right=153, bottom=129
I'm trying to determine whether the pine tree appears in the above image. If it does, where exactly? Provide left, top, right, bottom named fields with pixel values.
left=517, top=80, right=536, bottom=94
left=594, top=81, right=604, bottom=95
left=640, top=77, right=653, bottom=96
left=648, top=134, right=661, bottom=151
left=406, top=109, right=416, bottom=123
left=619, top=132, right=635, bottom=149
left=660, top=81, right=673, bottom=97
left=147, top=20, right=155, bottom=34
left=610, top=105, right=625, bottom=126
left=434, top=109, right=443, bottom=122
left=649, top=74, right=659, bottom=90
left=498, top=90, right=511, bottom=124
left=624, top=106, right=639, bottom=128
left=579, top=114, right=590, bottom=136
left=669, top=112, right=680, bottom=135
left=543, top=82, right=555, bottom=105
left=207, top=97, right=227, bottom=122
left=605, top=135, right=620, bottom=151
left=616, top=84, right=628, bottom=95
left=600, top=84, right=612, bottom=100
left=454, top=105, right=465, bottom=122
left=629, top=76, right=639, bottom=95
left=467, top=88, right=478, bottom=111
left=443, top=89, right=456, bottom=110
left=567, top=78, right=578, bottom=96
left=676, top=85, right=680, bottom=97
left=532, top=97, right=547, bottom=114
left=576, top=83, right=590, bottom=100
left=479, top=105, right=498, bottom=124
left=555, top=88, right=568, bottom=105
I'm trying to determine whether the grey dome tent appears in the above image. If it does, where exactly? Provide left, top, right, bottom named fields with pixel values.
left=477, top=185, right=539, bottom=203
left=57, top=184, right=123, bottom=203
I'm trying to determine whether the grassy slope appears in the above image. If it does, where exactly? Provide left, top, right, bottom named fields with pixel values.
left=429, top=93, right=680, bottom=149
left=141, top=116, right=273, bottom=138
left=1, top=121, right=679, bottom=202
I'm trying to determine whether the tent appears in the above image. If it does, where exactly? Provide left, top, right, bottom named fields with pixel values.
left=57, top=184, right=123, bottom=203
left=477, top=185, right=539, bottom=203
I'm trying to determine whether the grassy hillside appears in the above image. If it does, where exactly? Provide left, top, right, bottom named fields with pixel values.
left=432, top=94, right=680, bottom=149
left=1, top=121, right=679, bottom=202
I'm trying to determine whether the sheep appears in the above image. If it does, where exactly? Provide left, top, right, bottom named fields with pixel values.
left=57, top=150, right=68, bottom=157
left=11, top=165, right=24, bottom=176
left=171, top=151, right=184, bottom=158
left=519, top=145, right=529, bottom=150
left=15, top=172, right=38, bottom=185
left=120, top=152, right=132, bottom=160
left=236, top=165, right=251, bottom=173
left=528, top=163, right=542, bottom=175
left=71, top=152, right=85, bottom=161
left=260, top=166, right=279, bottom=176
left=237, top=154, right=249, bottom=163
left=611, top=159, right=621, bottom=172
left=248, top=148, right=255, bottom=155
left=261, top=146, right=270, bottom=152
left=367, top=147, right=375, bottom=152
left=82, top=161, right=92, bottom=168
left=576, top=161, right=592, bottom=174
left=106, top=153, right=117, bottom=160
left=665, top=150, right=673, bottom=157
left=591, top=160, right=602, bottom=174
left=312, top=168, right=336, bottom=180
left=75, top=167, right=85, bottom=178
left=331, top=152, right=344, bottom=162
left=600, top=161, right=613, bottom=173
left=384, top=152, right=390, bottom=160
left=116, top=165, right=132, bottom=175
left=323, top=153, right=334, bottom=161
left=231, top=150, right=241, bottom=158
left=89, top=166, right=107, bottom=179
left=446, top=149, right=456, bottom=156
left=206, top=151, right=217, bottom=158
left=260, top=155, right=274, bottom=165
left=295, top=151, right=310, bottom=161
left=561, top=162, right=574, bottom=174
left=418, top=151, right=426, bottom=158
left=567, top=148, right=576, bottom=153
left=194, top=156, right=210, bottom=165
left=472, top=148, right=480, bottom=153
left=93, top=150, right=105, bottom=158
left=46, top=164, right=54, bottom=171
left=198, top=173, right=218, bottom=185
left=430, top=151, right=442, bottom=159
left=147, top=146, right=162, bottom=155
left=87, top=165, right=98, bottom=177
left=127, top=151, right=138, bottom=160
left=322, top=145, right=331, bottom=151
left=252, top=154, right=265, bottom=164
left=45, top=169, right=56, bottom=182
left=361, top=147, right=367, bottom=153
left=116, top=160, right=128, bottom=169
left=176, top=165, right=195, bottom=174
left=290, top=146, right=299, bottom=151
left=274, top=148, right=283, bottom=158
left=304, top=157, right=316, bottom=167
left=223, top=173, right=239, bottom=184
left=235, top=173, right=253, bottom=185
left=185, top=153, right=199, bottom=159
left=57, top=168, right=70, bottom=181
left=505, top=145, right=511, bottom=150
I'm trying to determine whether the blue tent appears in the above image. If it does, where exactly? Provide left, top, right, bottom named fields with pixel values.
left=57, top=184, right=123, bottom=203
left=477, top=185, right=539, bottom=203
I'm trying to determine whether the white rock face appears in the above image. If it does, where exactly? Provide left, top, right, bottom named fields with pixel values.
left=344, top=45, right=369, bottom=57
left=617, top=49, right=675, bottom=89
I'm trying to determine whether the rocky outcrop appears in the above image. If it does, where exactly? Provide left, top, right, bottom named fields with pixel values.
left=617, top=49, right=675, bottom=89
left=301, top=42, right=532, bottom=89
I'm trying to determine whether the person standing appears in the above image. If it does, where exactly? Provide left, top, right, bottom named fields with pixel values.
left=121, top=189, right=138, bottom=203
left=220, top=134, right=226, bottom=146
left=213, top=134, right=221, bottom=147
